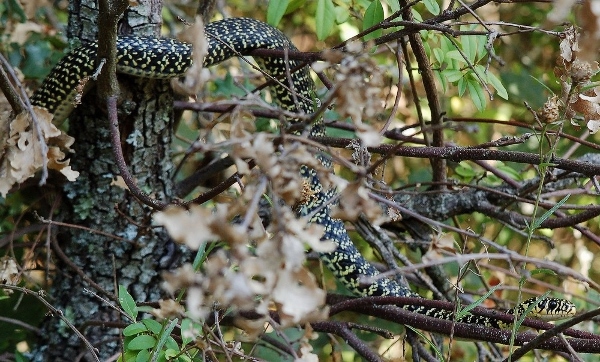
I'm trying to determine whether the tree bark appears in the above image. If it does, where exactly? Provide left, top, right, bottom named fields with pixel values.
left=32, top=0, right=183, bottom=360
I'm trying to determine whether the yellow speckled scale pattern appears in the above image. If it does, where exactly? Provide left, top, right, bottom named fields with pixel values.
left=31, top=18, right=576, bottom=328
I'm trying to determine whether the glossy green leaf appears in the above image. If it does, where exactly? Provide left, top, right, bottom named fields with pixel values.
left=316, top=0, right=336, bottom=40
left=267, top=0, right=290, bottom=26
left=363, top=0, right=384, bottom=41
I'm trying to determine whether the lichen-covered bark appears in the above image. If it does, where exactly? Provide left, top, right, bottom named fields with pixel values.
left=32, top=0, right=183, bottom=359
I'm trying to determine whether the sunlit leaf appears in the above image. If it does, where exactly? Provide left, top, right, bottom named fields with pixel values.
left=363, top=0, right=384, bottom=41
left=267, top=0, right=290, bottom=26
left=316, top=0, right=336, bottom=40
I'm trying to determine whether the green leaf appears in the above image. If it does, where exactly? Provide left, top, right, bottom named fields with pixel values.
left=455, top=284, right=502, bottom=319
left=467, top=78, right=487, bottom=111
left=445, top=50, right=466, bottom=63
left=455, top=162, right=476, bottom=179
left=334, top=6, right=350, bottom=24
left=363, top=0, right=384, bottom=41
left=119, top=285, right=138, bottom=321
left=461, top=34, right=477, bottom=63
left=316, top=0, right=336, bottom=40
left=267, top=0, right=290, bottom=26
left=150, top=319, right=178, bottom=362
left=410, top=7, right=423, bottom=22
left=180, top=319, right=197, bottom=345
left=136, top=306, right=154, bottom=314
left=385, top=0, right=400, bottom=13
left=128, top=335, right=156, bottom=351
left=434, top=71, right=448, bottom=93
left=457, top=77, right=466, bottom=96
left=6, top=0, right=27, bottom=22
left=123, top=322, right=148, bottom=336
left=530, top=268, right=558, bottom=277
left=177, top=355, right=193, bottom=362
left=136, top=349, right=151, bottom=362
left=497, top=163, right=523, bottom=181
left=405, top=326, right=444, bottom=361
left=212, top=72, right=249, bottom=98
left=432, top=47, right=445, bottom=64
left=531, top=194, right=570, bottom=229
left=423, top=0, right=440, bottom=15
left=14, top=349, right=27, bottom=362
left=444, top=69, right=464, bottom=83
left=487, top=71, right=509, bottom=100
left=165, top=349, right=178, bottom=359
left=165, top=336, right=179, bottom=351
left=287, top=0, right=306, bottom=13
left=142, top=318, right=164, bottom=335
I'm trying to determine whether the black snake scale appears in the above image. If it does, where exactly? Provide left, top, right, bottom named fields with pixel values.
left=30, top=17, right=576, bottom=328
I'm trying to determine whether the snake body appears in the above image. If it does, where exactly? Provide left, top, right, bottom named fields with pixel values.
left=31, top=18, right=576, bottom=328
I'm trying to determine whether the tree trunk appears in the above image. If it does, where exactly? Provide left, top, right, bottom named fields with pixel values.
left=32, top=0, right=182, bottom=359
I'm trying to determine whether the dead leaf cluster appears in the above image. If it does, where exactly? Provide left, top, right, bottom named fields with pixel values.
left=0, top=107, right=79, bottom=196
left=550, top=26, right=600, bottom=133
left=322, top=42, right=385, bottom=147
left=154, top=163, right=334, bottom=337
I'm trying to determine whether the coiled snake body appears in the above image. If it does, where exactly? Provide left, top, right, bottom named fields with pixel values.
left=31, top=18, right=576, bottom=329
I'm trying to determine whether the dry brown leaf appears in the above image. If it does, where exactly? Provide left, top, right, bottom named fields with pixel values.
left=0, top=256, right=20, bottom=285
left=173, top=16, right=210, bottom=97
left=332, top=45, right=385, bottom=147
left=422, top=233, right=456, bottom=263
left=273, top=268, right=329, bottom=327
left=9, top=22, right=43, bottom=44
left=0, top=107, right=78, bottom=196
left=151, top=299, right=185, bottom=319
left=153, top=205, right=221, bottom=250
left=331, top=181, right=386, bottom=225
left=578, top=1, right=600, bottom=62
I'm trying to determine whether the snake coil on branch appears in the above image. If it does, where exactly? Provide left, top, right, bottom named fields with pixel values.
left=31, top=17, right=576, bottom=330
